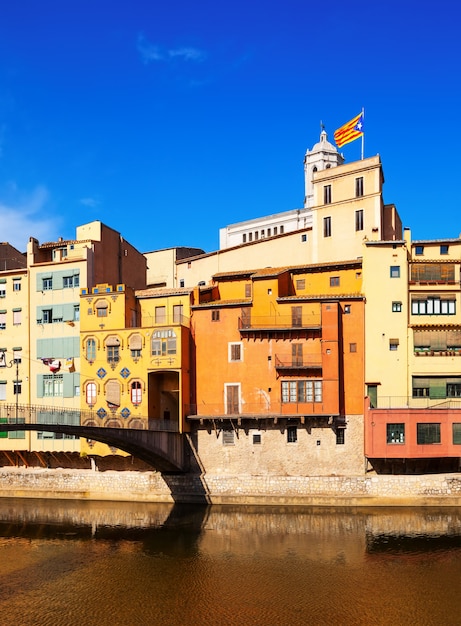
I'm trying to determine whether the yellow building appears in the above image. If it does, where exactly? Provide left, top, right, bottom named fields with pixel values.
left=79, top=283, right=194, bottom=458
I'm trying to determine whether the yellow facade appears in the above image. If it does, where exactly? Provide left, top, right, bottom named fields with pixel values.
left=79, top=284, right=194, bottom=457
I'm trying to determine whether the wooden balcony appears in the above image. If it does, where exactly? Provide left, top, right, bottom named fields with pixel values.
left=274, top=354, right=322, bottom=371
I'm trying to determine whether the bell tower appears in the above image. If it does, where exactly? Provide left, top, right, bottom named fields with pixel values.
left=304, top=128, right=344, bottom=208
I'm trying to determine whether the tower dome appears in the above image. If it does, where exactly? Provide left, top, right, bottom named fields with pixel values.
left=303, top=128, right=344, bottom=208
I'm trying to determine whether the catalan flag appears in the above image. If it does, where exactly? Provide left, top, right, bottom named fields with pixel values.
left=334, top=112, right=364, bottom=148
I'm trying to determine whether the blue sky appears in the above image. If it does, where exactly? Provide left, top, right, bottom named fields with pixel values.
left=0, top=0, right=460, bottom=254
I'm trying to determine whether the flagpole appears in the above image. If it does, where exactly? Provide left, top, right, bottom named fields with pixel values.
left=361, top=107, right=365, bottom=160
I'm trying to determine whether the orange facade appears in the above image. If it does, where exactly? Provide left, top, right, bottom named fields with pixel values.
left=191, top=264, right=364, bottom=426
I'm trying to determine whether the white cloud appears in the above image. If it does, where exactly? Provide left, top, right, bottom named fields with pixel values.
left=168, top=47, right=206, bottom=62
left=0, top=185, right=60, bottom=251
left=80, top=196, right=100, bottom=208
left=137, top=34, right=206, bottom=64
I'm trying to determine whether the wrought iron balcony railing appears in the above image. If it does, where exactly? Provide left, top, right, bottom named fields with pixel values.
left=274, top=355, right=322, bottom=370
left=238, top=313, right=321, bottom=331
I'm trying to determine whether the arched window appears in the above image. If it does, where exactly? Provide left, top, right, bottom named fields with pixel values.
left=86, top=382, right=97, bottom=406
left=86, top=338, right=96, bottom=362
left=105, top=379, right=121, bottom=409
left=131, top=381, right=142, bottom=405
left=105, top=336, right=120, bottom=365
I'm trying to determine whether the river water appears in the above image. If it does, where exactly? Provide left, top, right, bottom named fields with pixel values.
left=0, top=499, right=460, bottom=626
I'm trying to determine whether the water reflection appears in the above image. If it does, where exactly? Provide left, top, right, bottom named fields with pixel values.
left=0, top=500, right=461, bottom=625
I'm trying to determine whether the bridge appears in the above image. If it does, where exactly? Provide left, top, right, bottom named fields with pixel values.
left=0, top=404, right=187, bottom=472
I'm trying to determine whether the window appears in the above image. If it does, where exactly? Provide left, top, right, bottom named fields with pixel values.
left=280, top=225, right=284, bottom=234
left=411, top=263, right=454, bottom=282
left=453, top=424, right=461, bottom=444
left=411, top=297, right=455, bottom=315
left=95, top=300, right=108, bottom=317
left=13, top=380, right=21, bottom=395
left=292, top=306, right=302, bottom=327
left=179, top=279, right=185, bottom=287
left=296, top=279, right=305, bottom=290
left=323, top=216, right=332, bottom=237
left=301, top=234, right=307, bottom=242
left=129, top=333, right=142, bottom=359
left=107, top=345, right=120, bottom=364
left=389, top=339, right=399, bottom=351
left=151, top=329, right=177, bottom=356
left=63, top=275, right=79, bottom=288
left=392, top=301, right=402, bottom=312
left=0, top=289, right=5, bottom=298
left=387, top=423, right=405, bottom=444
left=355, top=177, right=364, bottom=197
left=222, top=429, right=235, bottom=445
left=440, top=245, right=449, bottom=255
left=0, top=312, right=6, bottom=330
left=355, top=209, right=364, bottom=231
left=0, top=382, right=5, bottom=401
left=324, top=185, right=332, bottom=204
left=130, top=381, right=142, bottom=405
left=13, top=280, right=21, bottom=292
left=447, top=383, right=461, bottom=398
left=292, top=344, right=303, bottom=366
left=267, top=228, right=271, bottom=237
left=336, top=429, right=345, bottom=445
left=105, top=380, right=121, bottom=408
left=252, top=432, right=261, bottom=445
left=86, top=338, right=96, bottom=362
left=287, top=426, right=297, bottom=443
left=74, top=306, right=80, bottom=321
left=242, top=234, right=247, bottom=243
left=43, top=374, right=63, bottom=397
left=367, top=384, right=378, bottom=408
left=390, top=266, right=400, bottom=278
left=350, top=343, right=357, bottom=353
left=417, top=423, right=441, bottom=445
left=415, top=245, right=424, bottom=256
left=229, top=343, right=242, bottom=362
left=248, top=233, right=253, bottom=242
left=330, top=276, right=340, bottom=287
left=86, top=382, right=97, bottom=406
left=13, top=349, right=21, bottom=363
left=211, top=310, right=220, bottom=322
left=245, top=284, right=251, bottom=297
left=254, top=231, right=259, bottom=240
left=173, top=304, right=183, bottom=324
left=42, top=309, right=52, bottom=324
left=225, top=385, right=240, bottom=414
left=155, top=306, right=166, bottom=324
left=42, top=278, right=52, bottom=290
left=281, top=380, right=322, bottom=403
left=273, top=227, right=278, bottom=235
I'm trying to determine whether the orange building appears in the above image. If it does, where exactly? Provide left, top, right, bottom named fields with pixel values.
left=189, top=261, right=365, bottom=476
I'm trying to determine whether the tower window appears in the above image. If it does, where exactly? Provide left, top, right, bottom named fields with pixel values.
left=355, top=177, right=364, bottom=197
left=324, top=185, right=332, bottom=204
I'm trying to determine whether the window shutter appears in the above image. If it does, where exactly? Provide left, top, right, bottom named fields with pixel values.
left=62, top=304, right=75, bottom=321
left=54, top=272, right=64, bottom=289
left=106, top=336, right=120, bottom=347
left=129, top=334, right=142, bottom=350
left=106, top=380, right=121, bottom=406
left=36, top=374, right=44, bottom=398
left=63, top=373, right=75, bottom=398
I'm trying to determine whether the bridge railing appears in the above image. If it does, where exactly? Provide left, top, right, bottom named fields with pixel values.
left=0, top=403, right=179, bottom=432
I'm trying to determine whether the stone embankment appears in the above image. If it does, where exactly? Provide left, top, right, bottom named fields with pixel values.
left=1, top=468, right=461, bottom=505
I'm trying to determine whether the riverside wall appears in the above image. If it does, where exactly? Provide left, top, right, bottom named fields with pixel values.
left=1, top=468, right=461, bottom=506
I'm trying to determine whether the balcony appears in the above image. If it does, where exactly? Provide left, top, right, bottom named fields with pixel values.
left=370, top=396, right=461, bottom=410
left=274, top=354, right=322, bottom=371
left=141, top=314, right=190, bottom=328
left=186, top=401, right=335, bottom=422
left=238, top=313, right=321, bottom=334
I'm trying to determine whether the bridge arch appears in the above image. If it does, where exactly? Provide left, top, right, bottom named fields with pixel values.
left=0, top=423, right=185, bottom=473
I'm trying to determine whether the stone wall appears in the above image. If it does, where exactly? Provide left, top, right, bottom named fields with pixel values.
left=2, top=467, right=461, bottom=506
